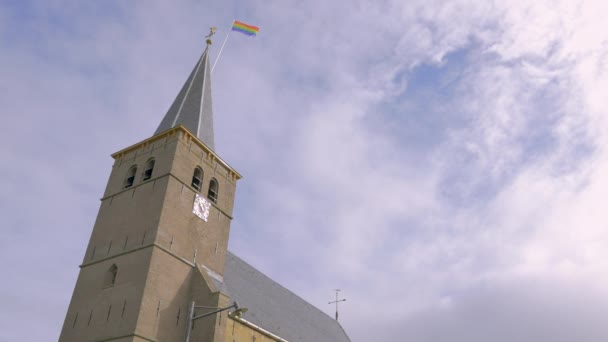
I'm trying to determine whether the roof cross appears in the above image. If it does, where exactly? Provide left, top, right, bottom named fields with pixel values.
left=328, top=289, right=346, bottom=321
left=205, top=27, right=218, bottom=45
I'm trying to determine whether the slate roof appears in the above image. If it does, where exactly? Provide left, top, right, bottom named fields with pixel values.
left=223, top=252, right=351, bottom=342
left=155, top=45, right=215, bottom=149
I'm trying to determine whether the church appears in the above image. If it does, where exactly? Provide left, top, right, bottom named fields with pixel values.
left=58, top=36, right=351, bottom=342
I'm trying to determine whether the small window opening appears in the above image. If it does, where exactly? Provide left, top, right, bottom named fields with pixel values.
left=208, top=178, right=218, bottom=203
left=124, top=166, right=137, bottom=188
left=191, top=168, right=203, bottom=191
left=142, top=159, right=155, bottom=181
left=104, top=264, right=118, bottom=287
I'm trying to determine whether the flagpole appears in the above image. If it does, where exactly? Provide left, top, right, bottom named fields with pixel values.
left=212, top=19, right=235, bottom=73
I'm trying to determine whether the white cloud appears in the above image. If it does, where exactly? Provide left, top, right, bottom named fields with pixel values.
left=3, top=0, right=608, bottom=341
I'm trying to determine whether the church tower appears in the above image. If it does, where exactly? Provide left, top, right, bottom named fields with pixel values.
left=59, top=39, right=241, bottom=342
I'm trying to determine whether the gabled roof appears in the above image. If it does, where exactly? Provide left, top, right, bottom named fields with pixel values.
left=155, top=45, right=215, bottom=149
left=223, top=252, right=351, bottom=342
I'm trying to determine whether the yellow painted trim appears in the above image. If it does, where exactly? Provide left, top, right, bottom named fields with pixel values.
left=229, top=316, right=289, bottom=342
left=111, top=125, right=242, bottom=180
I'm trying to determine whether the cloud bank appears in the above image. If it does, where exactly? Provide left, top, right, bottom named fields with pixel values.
left=1, top=1, right=607, bottom=340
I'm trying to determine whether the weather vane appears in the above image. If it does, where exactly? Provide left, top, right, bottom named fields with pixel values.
left=328, top=289, right=346, bottom=321
left=205, top=26, right=218, bottom=45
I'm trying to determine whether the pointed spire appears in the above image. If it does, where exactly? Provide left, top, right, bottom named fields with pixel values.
left=155, top=43, right=215, bottom=149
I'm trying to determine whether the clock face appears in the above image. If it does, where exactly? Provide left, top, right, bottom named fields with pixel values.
left=193, top=194, right=211, bottom=222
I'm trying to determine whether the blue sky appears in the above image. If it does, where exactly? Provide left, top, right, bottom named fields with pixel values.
left=2, top=1, right=608, bottom=341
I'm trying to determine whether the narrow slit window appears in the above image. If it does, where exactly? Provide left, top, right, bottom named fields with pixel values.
left=121, top=300, right=127, bottom=318
left=208, top=178, right=218, bottom=203
left=124, top=166, right=137, bottom=188
left=191, top=168, right=203, bottom=191
left=104, top=264, right=118, bottom=287
left=72, top=312, right=79, bottom=328
left=142, top=159, right=155, bottom=181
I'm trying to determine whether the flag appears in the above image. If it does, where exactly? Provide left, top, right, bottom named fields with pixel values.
left=232, top=20, right=260, bottom=36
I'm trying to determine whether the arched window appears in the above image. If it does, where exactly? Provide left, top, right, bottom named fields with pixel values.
left=208, top=178, right=218, bottom=203
left=104, top=264, right=118, bottom=287
left=142, top=158, right=155, bottom=181
left=191, top=167, right=203, bottom=191
left=124, top=166, right=137, bottom=188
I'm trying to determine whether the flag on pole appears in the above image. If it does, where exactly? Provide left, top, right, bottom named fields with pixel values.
left=232, top=20, right=260, bottom=36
